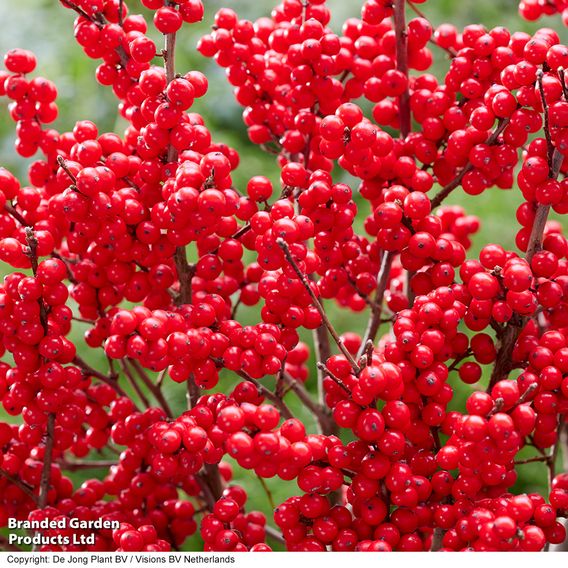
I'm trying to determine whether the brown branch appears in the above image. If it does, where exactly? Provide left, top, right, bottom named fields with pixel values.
left=510, top=382, right=538, bottom=410
left=487, top=397, right=504, bottom=418
left=357, top=251, right=394, bottom=359
left=174, top=246, right=195, bottom=306
left=431, top=528, right=445, bottom=551
left=488, top=316, right=522, bottom=392
left=72, top=316, right=94, bottom=325
left=212, top=358, right=293, bottom=420
left=514, top=456, right=550, bottom=465
left=316, top=362, right=351, bottom=395
left=526, top=203, right=554, bottom=263
left=313, top=324, right=332, bottom=406
left=430, top=118, right=509, bottom=208
left=489, top=76, right=562, bottom=389
left=51, top=251, right=77, bottom=283
left=394, top=0, right=411, bottom=138
left=156, top=368, right=167, bottom=389
left=195, top=472, right=217, bottom=511
left=60, top=0, right=100, bottom=25
left=59, top=459, right=117, bottom=471
left=264, top=524, right=286, bottom=545
left=202, top=463, right=224, bottom=502
left=538, top=69, right=555, bottom=169
left=447, top=349, right=472, bottom=373
left=0, top=469, right=38, bottom=503
left=164, top=18, right=194, bottom=311
left=559, top=67, right=568, bottom=100
left=256, top=474, right=275, bottom=509
left=281, top=371, right=334, bottom=434
left=25, top=228, right=49, bottom=335
left=73, top=356, right=132, bottom=400
left=4, top=203, right=28, bottom=226
left=548, top=415, right=564, bottom=489
left=120, top=359, right=151, bottom=408
left=56, top=155, right=77, bottom=183
left=407, top=1, right=456, bottom=57
left=128, top=358, right=173, bottom=418
left=37, top=413, right=55, bottom=510
left=277, top=238, right=360, bottom=373
left=561, top=421, right=568, bottom=474
left=186, top=377, right=201, bottom=409
left=163, top=12, right=178, bottom=164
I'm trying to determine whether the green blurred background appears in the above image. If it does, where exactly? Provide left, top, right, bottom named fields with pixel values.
left=0, top=0, right=567, bottom=551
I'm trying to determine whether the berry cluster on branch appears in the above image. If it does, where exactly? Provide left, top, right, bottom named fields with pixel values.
left=1, top=0, right=568, bottom=553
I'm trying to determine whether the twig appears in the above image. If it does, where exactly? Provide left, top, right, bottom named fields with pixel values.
left=548, top=415, right=564, bottom=489
left=202, top=463, right=224, bottom=502
left=37, top=413, right=55, bottom=511
left=56, top=155, right=77, bottom=183
left=25, top=228, right=48, bottom=333
left=73, top=356, right=132, bottom=400
left=488, top=315, right=523, bottom=391
left=407, top=1, right=456, bottom=57
left=430, top=118, right=509, bottom=208
left=60, top=0, right=99, bottom=25
left=316, top=362, right=351, bottom=395
left=550, top=422, right=568, bottom=548
left=196, top=472, right=217, bottom=511
left=51, top=251, right=77, bottom=283
left=447, top=349, right=472, bottom=372
left=72, top=316, right=94, bottom=324
left=559, top=67, right=568, bottom=100
left=514, top=456, right=550, bottom=465
left=0, top=469, right=38, bottom=503
left=128, top=359, right=173, bottom=418
left=489, top=80, right=559, bottom=388
left=163, top=14, right=178, bottom=164
left=256, top=474, right=275, bottom=509
left=281, top=371, right=334, bottom=434
left=212, top=359, right=293, bottom=420
left=187, top=376, right=201, bottom=409
left=120, top=359, right=151, bottom=408
left=264, top=524, right=285, bottom=545
left=313, top=324, right=332, bottom=406
left=357, top=251, right=394, bottom=359
left=156, top=369, right=167, bottom=389
left=487, top=397, right=504, bottom=418
left=174, top=246, right=195, bottom=306
left=561, top=421, right=568, bottom=474
left=394, top=0, right=411, bottom=138
left=346, top=274, right=376, bottom=310
left=59, top=459, right=117, bottom=471
left=510, top=382, right=538, bottom=410
left=431, top=527, right=445, bottom=551
left=277, top=238, right=360, bottom=373
left=275, top=357, right=286, bottom=400
left=490, top=94, right=562, bottom=390
left=4, top=203, right=28, bottom=226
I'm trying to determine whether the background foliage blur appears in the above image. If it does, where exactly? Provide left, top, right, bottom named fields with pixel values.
left=1, top=0, right=568, bottom=549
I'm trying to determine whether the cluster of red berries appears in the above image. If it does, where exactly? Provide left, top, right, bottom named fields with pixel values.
left=519, top=0, right=568, bottom=22
left=2, top=0, right=568, bottom=554
left=201, top=487, right=270, bottom=551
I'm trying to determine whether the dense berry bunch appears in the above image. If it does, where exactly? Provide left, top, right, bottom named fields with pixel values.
left=1, top=0, right=568, bottom=553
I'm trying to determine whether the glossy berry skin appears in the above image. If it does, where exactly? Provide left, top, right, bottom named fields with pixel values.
left=1, top=0, right=568, bottom=556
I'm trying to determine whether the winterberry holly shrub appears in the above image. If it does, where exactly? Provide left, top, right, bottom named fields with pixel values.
left=1, top=0, right=568, bottom=553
